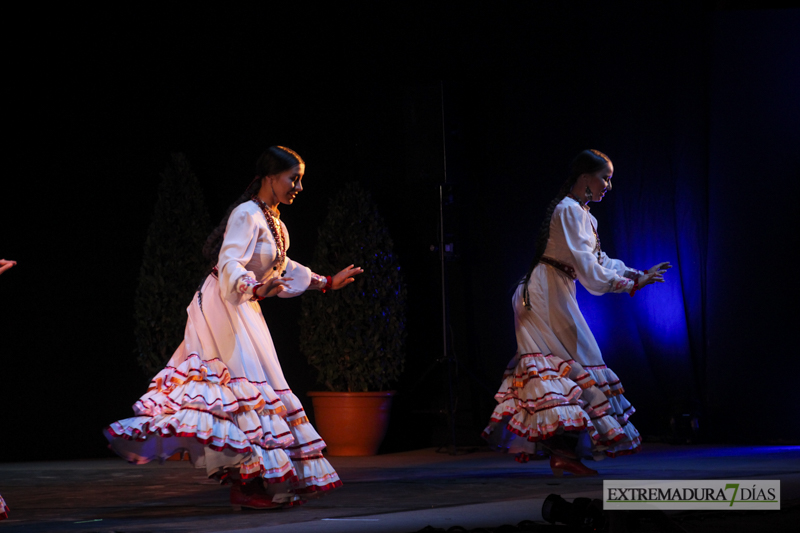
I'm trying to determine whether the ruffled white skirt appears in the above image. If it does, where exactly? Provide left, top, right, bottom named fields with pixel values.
left=105, top=275, right=340, bottom=495
left=482, top=263, right=641, bottom=459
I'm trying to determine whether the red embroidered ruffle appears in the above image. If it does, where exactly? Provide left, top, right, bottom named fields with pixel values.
left=105, top=353, right=339, bottom=492
left=482, top=352, right=642, bottom=458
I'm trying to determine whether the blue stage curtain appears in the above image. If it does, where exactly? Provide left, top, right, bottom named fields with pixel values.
left=704, top=10, right=800, bottom=442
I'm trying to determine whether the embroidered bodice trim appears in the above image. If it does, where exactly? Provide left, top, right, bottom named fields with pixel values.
left=252, top=197, right=287, bottom=276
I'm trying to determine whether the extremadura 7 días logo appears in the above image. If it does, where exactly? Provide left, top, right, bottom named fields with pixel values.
left=603, top=480, right=780, bottom=510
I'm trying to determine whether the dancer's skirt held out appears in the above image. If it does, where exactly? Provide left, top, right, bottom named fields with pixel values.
left=105, top=274, right=341, bottom=494
left=482, top=263, right=641, bottom=460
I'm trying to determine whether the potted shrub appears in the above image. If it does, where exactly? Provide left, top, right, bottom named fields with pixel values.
left=134, top=153, right=210, bottom=461
left=135, top=153, right=210, bottom=376
left=299, top=182, right=407, bottom=456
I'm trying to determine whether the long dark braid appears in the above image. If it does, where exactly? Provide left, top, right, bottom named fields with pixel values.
left=201, top=146, right=304, bottom=270
left=520, top=149, right=611, bottom=308
left=202, top=180, right=262, bottom=262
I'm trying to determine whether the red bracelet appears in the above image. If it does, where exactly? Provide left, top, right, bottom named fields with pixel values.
left=630, top=281, right=639, bottom=297
left=321, top=275, right=332, bottom=293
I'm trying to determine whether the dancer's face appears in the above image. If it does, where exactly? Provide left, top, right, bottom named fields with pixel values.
left=266, top=164, right=305, bottom=205
left=584, top=163, right=613, bottom=202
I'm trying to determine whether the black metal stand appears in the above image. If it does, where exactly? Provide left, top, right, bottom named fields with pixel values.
left=407, top=82, right=493, bottom=456
left=434, top=83, right=491, bottom=456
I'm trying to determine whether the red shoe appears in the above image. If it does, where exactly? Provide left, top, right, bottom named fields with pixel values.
left=282, top=498, right=307, bottom=509
left=550, top=454, right=598, bottom=477
left=230, top=483, right=282, bottom=511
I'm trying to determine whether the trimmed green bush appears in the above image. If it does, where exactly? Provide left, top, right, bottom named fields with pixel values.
left=134, top=153, right=210, bottom=375
left=299, top=182, right=407, bottom=392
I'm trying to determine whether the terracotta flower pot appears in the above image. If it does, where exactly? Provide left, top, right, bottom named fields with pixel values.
left=307, top=391, right=395, bottom=456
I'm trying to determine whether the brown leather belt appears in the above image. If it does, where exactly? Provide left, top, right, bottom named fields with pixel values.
left=540, top=256, right=577, bottom=280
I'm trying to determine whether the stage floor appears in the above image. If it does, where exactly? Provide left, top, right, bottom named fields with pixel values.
left=1, top=443, right=798, bottom=532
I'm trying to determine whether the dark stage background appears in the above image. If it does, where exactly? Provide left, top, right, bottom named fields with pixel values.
left=1, top=4, right=798, bottom=463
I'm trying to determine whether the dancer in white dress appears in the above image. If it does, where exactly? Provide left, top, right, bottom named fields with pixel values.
left=1, top=258, right=14, bottom=520
left=106, top=146, right=362, bottom=509
left=482, top=149, right=670, bottom=476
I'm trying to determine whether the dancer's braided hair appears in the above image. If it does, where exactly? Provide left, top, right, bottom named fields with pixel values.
left=202, top=146, right=304, bottom=266
left=520, top=149, right=611, bottom=308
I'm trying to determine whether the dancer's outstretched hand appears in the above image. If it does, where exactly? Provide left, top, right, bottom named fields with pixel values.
left=639, top=262, right=670, bottom=288
left=332, top=264, right=364, bottom=290
left=637, top=263, right=670, bottom=289
left=0, top=259, right=16, bottom=275
left=639, top=271, right=664, bottom=287
left=257, top=276, right=294, bottom=298
left=647, top=262, right=671, bottom=275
